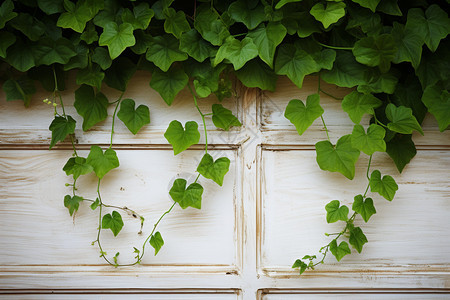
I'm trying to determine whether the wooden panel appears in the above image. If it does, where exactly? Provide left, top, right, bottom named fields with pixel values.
left=260, top=149, right=450, bottom=275
left=260, top=76, right=450, bottom=146
left=0, top=71, right=243, bottom=145
left=0, top=149, right=240, bottom=269
left=262, top=291, right=450, bottom=299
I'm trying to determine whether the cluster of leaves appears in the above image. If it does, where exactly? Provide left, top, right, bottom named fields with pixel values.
left=0, top=0, right=448, bottom=269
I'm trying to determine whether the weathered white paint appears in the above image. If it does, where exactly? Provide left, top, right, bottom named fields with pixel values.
left=0, top=74, right=449, bottom=299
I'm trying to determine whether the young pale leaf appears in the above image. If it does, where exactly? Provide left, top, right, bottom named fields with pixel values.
left=146, top=35, right=187, bottom=72
left=274, top=44, right=320, bottom=89
left=321, top=51, right=368, bottom=88
left=86, top=146, right=120, bottom=179
left=64, top=195, right=83, bottom=216
left=169, top=178, right=203, bottom=209
left=49, top=116, right=76, bottom=149
left=352, top=34, right=397, bottom=73
left=315, top=135, right=361, bottom=180
left=197, top=153, right=231, bottom=186
left=117, top=99, right=150, bottom=135
left=164, top=8, right=190, bottom=38
left=341, top=91, right=382, bottom=124
left=150, top=231, right=164, bottom=255
left=421, top=84, right=450, bottom=132
left=76, top=65, right=104, bottom=90
left=99, top=22, right=136, bottom=59
left=351, top=124, right=386, bottom=155
left=122, top=3, right=154, bottom=30
left=352, top=0, right=380, bottom=12
left=325, top=200, right=349, bottom=223
left=310, top=2, right=346, bottom=29
left=405, top=5, right=450, bottom=52
left=0, top=0, right=17, bottom=29
left=228, top=0, right=266, bottom=30
left=235, top=59, right=278, bottom=92
left=247, top=22, right=287, bottom=68
left=352, top=194, right=376, bottom=223
left=104, top=57, right=137, bottom=92
left=292, top=259, right=308, bottom=275
left=391, top=22, right=423, bottom=69
left=63, top=156, right=93, bottom=180
left=385, top=104, right=424, bottom=135
left=284, top=94, right=324, bottom=136
left=179, top=29, right=216, bottom=62
left=150, top=67, right=188, bottom=106
left=2, top=77, right=36, bottom=107
left=164, top=120, right=200, bottom=155
left=386, top=134, right=416, bottom=173
left=212, top=104, right=241, bottom=131
left=214, top=37, right=258, bottom=70
left=90, top=198, right=100, bottom=210
left=0, top=32, right=15, bottom=58
left=102, top=211, right=124, bottom=237
left=329, top=239, right=351, bottom=262
left=349, top=227, right=368, bottom=253
left=369, top=170, right=398, bottom=201
left=74, top=85, right=109, bottom=131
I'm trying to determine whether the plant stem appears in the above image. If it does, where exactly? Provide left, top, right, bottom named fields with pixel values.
left=110, top=92, right=124, bottom=149
left=317, top=75, right=331, bottom=142
left=188, top=84, right=208, bottom=154
left=313, top=36, right=353, bottom=51
left=95, top=178, right=115, bottom=265
left=320, top=89, right=343, bottom=101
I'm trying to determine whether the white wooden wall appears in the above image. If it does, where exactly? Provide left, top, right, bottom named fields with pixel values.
left=0, top=74, right=449, bottom=299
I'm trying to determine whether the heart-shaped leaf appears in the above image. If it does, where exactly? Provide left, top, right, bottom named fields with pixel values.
left=150, top=231, right=164, bottom=255
left=285, top=93, right=324, bottom=136
left=150, top=66, right=189, bottom=106
left=179, top=29, right=216, bottom=63
left=102, top=211, right=124, bottom=237
left=325, top=200, right=349, bottom=223
left=212, top=104, right=242, bottom=131
left=351, top=124, right=386, bottom=155
left=385, top=103, right=424, bottom=135
left=2, top=76, right=36, bottom=106
left=74, top=85, right=109, bottom=131
left=49, top=115, right=76, bottom=149
left=63, top=156, right=93, bottom=180
left=329, top=239, right=351, bottom=262
left=164, top=120, right=200, bottom=155
left=310, top=2, right=346, bottom=29
left=214, top=37, right=259, bottom=70
left=164, top=7, right=190, bottom=38
left=197, top=153, right=231, bottom=186
left=352, top=34, right=397, bottom=73
left=146, top=34, right=187, bottom=72
left=86, top=146, right=120, bottom=179
left=342, top=91, right=382, bottom=124
left=352, top=194, right=376, bottom=223
left=349, top=227, right=368, bottom=253
left=117, top=99, right=150, bottom=135
left=64, top=195, right=83, bottom=216
left=421, top=84, right=450, bottom=132
left=99, top=22, right=136, bottom=59
left=169, top=178, right=203, bottom=209
left=247, top=22, right=287, bottom=68
left=369, top=170, right=398, bottom=201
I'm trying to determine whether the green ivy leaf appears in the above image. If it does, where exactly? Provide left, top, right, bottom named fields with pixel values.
left=86, top=145, right=120, bottom=179
left=117, top=99, right=150, bottom=135
left=64, top=195, right=83, bottom=216
left=169, top=178, right=204, bottom=209
left=321, top=51, right=368, bottom=88
left=341, top=91, right=382, bottom=124
left=357, top=70, right=398, bottom=95
left=351, top=124, right=386, bottom=155
left=386, top=134, right=416, bottom=173
left=247, top=22, right=287, bottom=68
left=74, top=85, right=109, bottom=131
left=63, top=42, right=88, bottom=71
left=80, top=22, right=98, bottom=44
left=49, top=116, right=76, bottom=149
left=34, top=37, right=77, bottom=65
left=2, top=77, right=36, bottom=107
left=99, top=22, right=136, bottom=59
left=122, top=3, right=154, bottom=30
left=0, top=0, right=18, bottom=29
left=164, top=120, right=200, bottom=155
left=347, top=6, right=382, bottom=35
left=0, top=32, right=15, bottom=58
left=310, top=2, right=346, bottom=29
left=275, top=0, right=302, bottom=10
left=349, top=227, right=368, bottom=253
left=385, top=103, right=424, bottom=135
left=63, top=156, right=93, bottom=180
left=421, top=84, right=450, bottom=132
left=352, top=194, right=376, bottom=223
left=352, top=0, right=380, bottom=12
left=131, top=30, right=153, bottom=55
left=391, top=22, right=423, bottom=69
left=228, top=0, right=266, bottom=30
left=57, top=0, right=92, bottom=33
left=325, top=200, right=349, bottom=223
left=5, top=38, right=35, bottom=72
left=292, top=259, right=308, bottom=275
left=10, top=13, right=45, bottom=41
left=194, top=4, right=230, bottom=46
left=179, top=29, right=216, bottom=62
left=329, top=239, right=351, bottom=262
left=212, top=104, right=241, bottom=131
left=102, top=211, right=124, bottom=237
left=406, top=5, right=450, bottom=52
left=150, top=66, right=188, bottom=105
left=352, top=34, right=397, bottom=73
left=274, top=44, right=320, bottom=89
left=104, top=57, right=137, bottom=92
left=284, top=94, right=324, bottom=136
left=164, top=7, right=190, bottom=38
left=197, top=153, right=231, bottom=186
left=150, top=231, right=164, bottom=255
left=377, top=0, right=402, bottom=16
left=370, top=170, right=398, bottom=201
left=214, top=37, right=258, bottom=70
left=392, top=76, right=427, bottom=124
left=146, top=34, right=188, bottom=72
left=315, top=135, right=361, bottom=180
left=235, top=59, right=278, bottom=92
left=76, top=65, right=105, bottom=90
left=92, top=47, right=112, bottom=70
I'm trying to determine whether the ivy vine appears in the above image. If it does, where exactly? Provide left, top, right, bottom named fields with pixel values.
left=0, top=0, right=448, bottom=272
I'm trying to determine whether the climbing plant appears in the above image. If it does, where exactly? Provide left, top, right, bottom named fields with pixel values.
left=0, top=0, right=448, bottom=271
